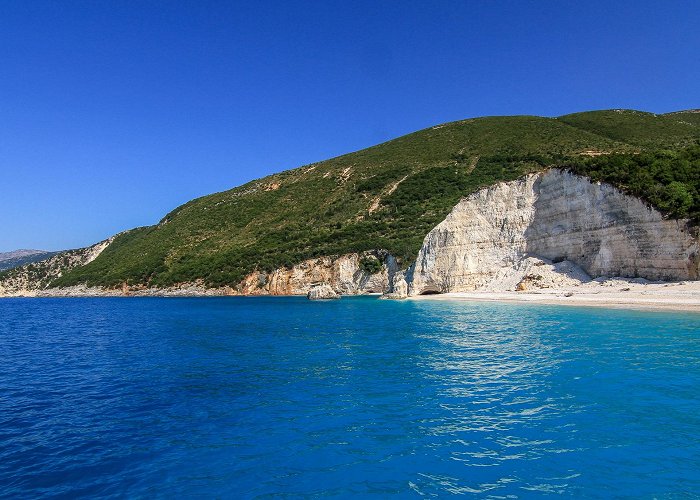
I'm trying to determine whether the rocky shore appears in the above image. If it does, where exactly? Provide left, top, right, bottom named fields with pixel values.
left=2, top=277, right=699, bottom=313
left=2, top=170, right=698, bottom=310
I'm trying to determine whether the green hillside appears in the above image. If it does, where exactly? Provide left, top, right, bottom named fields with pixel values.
left=559, top=109, right=700, bottom=147
left=48, top=110, right=700, bottom=289
left=664, top=110, right=700, bottom=127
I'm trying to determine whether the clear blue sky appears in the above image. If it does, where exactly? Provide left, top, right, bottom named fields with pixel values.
left=1, top=1, right=698, bottom=252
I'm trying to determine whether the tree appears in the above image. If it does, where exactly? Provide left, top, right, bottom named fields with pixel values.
left=664, top=182, right=693, bottom=218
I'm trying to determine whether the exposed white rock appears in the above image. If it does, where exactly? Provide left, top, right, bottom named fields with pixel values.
left=381, top=271, right=409, bottom=299
left=511, top=257, right=591, bottom=291
left=307, top=284, right=340, bottom=300
left=409, top=174, right=538, bottom=294
left=408, top=169, right=699, bottom=295
left=527, top=171, right=699, bottom=280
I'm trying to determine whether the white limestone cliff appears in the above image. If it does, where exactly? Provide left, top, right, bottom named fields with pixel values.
left=406, top=169, right=699, bottom=296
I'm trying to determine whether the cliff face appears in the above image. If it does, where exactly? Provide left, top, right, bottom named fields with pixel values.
left=408, top=174, right=540, bottom=294
left=237, top=251, right=399, bottom=296
left=527, top=171, right=699, bottom=279
left=408, top=169, right=699, bottom=295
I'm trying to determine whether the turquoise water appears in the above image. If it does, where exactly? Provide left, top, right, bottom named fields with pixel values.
left=1, top=297, right=699, bottom=497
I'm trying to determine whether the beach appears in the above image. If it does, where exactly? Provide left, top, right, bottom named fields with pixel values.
left=411, top=279, right=700, bottom=312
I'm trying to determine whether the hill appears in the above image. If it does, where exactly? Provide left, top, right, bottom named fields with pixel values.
left=559, top=109, right=700, bottom=146
left=4, top=109, right=700, bottom=291
left=0, top=250, right=59, bottom=271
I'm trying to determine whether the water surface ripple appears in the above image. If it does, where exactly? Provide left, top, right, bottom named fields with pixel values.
left=1, top=297, right=699, bottom=497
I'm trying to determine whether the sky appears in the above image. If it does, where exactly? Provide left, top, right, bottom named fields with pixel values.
left=1, top=1, right=699, bottom=252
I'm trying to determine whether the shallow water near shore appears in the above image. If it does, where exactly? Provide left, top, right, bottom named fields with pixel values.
left=1, top=296, right=699, bottom=497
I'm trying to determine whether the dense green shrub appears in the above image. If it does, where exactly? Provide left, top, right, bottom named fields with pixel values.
left=359, top=256, right=383, bottom=275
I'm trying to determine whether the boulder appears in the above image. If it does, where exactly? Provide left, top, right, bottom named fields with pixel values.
left=307, top=284, right=340, bottom=300
left=381, top=277, right=409, bottom=299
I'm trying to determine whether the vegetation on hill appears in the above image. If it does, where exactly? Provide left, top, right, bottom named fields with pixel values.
left=663, top=110, right=700, bottom=128
left=563, top=142, right=700, bottom=219
left=559, top=109, right=700, bottom=147
left=43, top=109, right=700, bottom=290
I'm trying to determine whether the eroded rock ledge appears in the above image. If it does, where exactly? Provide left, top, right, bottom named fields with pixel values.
left=235, top=250, right=400, bottom=296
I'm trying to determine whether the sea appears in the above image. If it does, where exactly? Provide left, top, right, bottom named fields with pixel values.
left=1, top=296, right=699, bottom=498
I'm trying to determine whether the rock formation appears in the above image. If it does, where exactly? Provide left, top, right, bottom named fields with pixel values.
left=238, top=251, right=399, bottom=296
left=307, top=284, right=340, bottom=300
left=406, top=169, right=699, bottom=296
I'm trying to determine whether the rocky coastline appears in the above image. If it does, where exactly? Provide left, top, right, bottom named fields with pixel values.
left=2, top=169, right=699, bottom=311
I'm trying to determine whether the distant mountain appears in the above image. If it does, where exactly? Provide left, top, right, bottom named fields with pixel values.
left=0, top=250, right=59, bottom=271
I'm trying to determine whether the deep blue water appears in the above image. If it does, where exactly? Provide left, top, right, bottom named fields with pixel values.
left=1, top=297, right=699, bottom=498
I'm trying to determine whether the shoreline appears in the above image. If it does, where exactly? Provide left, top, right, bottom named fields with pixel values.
left=409, top=281, right=700, bottom=313
left=2, top=281, right=700, bottom=313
